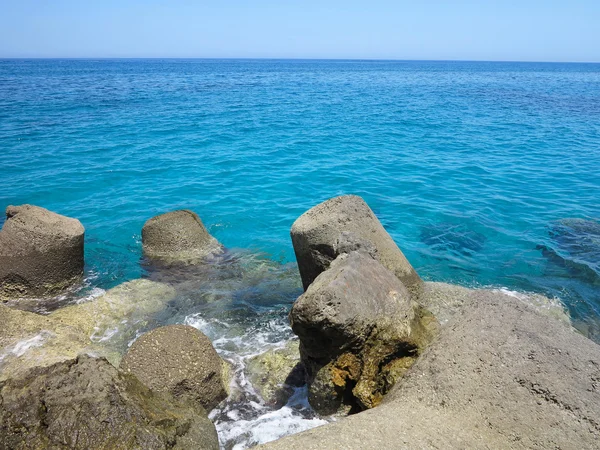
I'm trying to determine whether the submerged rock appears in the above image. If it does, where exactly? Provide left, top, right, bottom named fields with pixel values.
left=142, top=210, right=223, bottom=264
left=0, top=204, right=84, bottom=301
left=0, top=355, right=219, bottom=450
left=245, top=340, right=305, bottom=407
left=291, top=195, right=421, bottom=293
left=290, top=251, right=438, bottom=414
left=121, top=324, right=229, bottom=413
left=263, top=290, right=600, bottom=450
left=419, top=222, right=486, bottom=256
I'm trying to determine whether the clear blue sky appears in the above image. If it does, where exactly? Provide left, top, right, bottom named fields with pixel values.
left=0, top=0, right=598, bottom=62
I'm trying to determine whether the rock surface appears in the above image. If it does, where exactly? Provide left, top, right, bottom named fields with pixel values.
left=0, top=204, right=84, bottom=300
left=262, top=290, right=600, bottom=450
left=290, top=251, right=438, bottom=413
left=0, top=279, right=177, bottom=380
left=291, top=195, right=421, bottom=292
left=245, top=340, right=305, bottom=406
left=0, top=355, right=219, bottom=450
left=120, top=324, right=228, bottom=412
left=142, top=210, right=222, bottom=263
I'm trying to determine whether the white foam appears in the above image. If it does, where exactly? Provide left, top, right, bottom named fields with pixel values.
left=0, top=331, right=53, bottom=362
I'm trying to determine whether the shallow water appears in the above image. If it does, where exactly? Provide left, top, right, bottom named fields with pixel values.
left=1, top=59, right=600, bottom=446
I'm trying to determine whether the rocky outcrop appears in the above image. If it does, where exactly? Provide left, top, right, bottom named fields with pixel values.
left=0, top=279, right=177, bottom=380
left=0, top=205, right=84, bottom=300
left=262, top=290, right=600, bottom=450
left=245, top=340, right=305, bottom=406
left=290, top=251, right=438, bottom=414
left=120, top=324, right=228, bottom=412
left=0, top=355, right=219, bottom=450
left=291, top=195, right=421, bottom=293
left=142, top=210, right=222, bottom=263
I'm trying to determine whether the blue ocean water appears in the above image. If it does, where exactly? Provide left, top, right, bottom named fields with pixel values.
left=1, top=59, right=599, bottom=340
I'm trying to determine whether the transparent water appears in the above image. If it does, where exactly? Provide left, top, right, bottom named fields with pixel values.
left=1, top=59, right=599, bottom=447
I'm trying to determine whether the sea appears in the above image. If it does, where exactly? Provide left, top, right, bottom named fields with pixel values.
left=1, top=59, right=599, bottom=448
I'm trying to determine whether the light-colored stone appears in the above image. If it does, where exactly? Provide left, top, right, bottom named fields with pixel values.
left=261, top=290, right=600, bottom=450
left=0, top=204, right=84, bottom=300
left=290, top=251, right=437, bottom=413
left=142, top=210, right=222, bottom=263
left=291, top=195, right=421, bottom=293
left=120, top=324, right=228, bottom=412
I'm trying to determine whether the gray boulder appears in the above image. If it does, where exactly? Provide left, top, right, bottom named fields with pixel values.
left=142, top=210, right=222, bottom=263
left=291, top=195, right=421, bottom=293
left=290, top=251, right=438, bottom=413
left=120, top=324, right=228, bottom=412
left=0, top=355, right=219, bottom=450
left=0, top=205, right=84, bottom=300
left=262, top=290, right=600, bottom=450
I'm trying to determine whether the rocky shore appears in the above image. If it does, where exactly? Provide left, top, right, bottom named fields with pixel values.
left=1, top=197, right=599, bottom=449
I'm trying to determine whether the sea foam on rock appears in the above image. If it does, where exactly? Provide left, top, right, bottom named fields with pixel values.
left=291, top=195, right=421, bottom=293
left=0, top=205, right=84, bottom=301
left=142, top=210, right=223, bottom=264
left=0, top=355, right=219, bottom=450
left=290, top=251, right=438, bottom=414
left=263, top=290, right=600, bottom=449
left=121, top=324, right=229, bottom=413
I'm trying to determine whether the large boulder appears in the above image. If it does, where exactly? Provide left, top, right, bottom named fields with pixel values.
left=142, top=210, right=222, bottom=263
left=0, top=355, right=219, bottom=450
left=291, top=196, right=421, bottom=293
left=120, top=324, right=228, bottom=412
left=290, top=251, right=438, bottom=414
left=262, top=290, right=600, bottom=450
left=245, top=340, right=305, bottom=406
left=0, top=205, right=84, bottom=300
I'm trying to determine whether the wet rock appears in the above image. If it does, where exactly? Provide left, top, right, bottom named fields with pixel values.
left=0, top=205, right=84, bottom=300
left=245, top=340, right=305, bottom=406
left=142, top=210, right=223, bottom=264
left=291, top=195, right=421, bottom=293
left=262, top=290, right=600, bottom=450
left=290, top=251, right=438, bottom=414
left=0, top=279, right=177, bottom=380
left=0, top=355, right=219, bottom=450
left=120, top=324, right=228, bottom=413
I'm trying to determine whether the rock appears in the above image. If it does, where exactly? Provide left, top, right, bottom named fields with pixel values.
left=290, top=251, right=438, bottom=413
left=0, top=205, right=84, bottom=300
left=261, top=290, right=600, bottom=450
left=142, top=210, right=223, bottom=263
left=0, top=279, right=177, bottom=380
left=0, top=355, right=219, bottom=450
left=291, top=195, right=421, bottom=293
left=245, top=340, right=305, bottom=406
left=120, top=324, right=228, bottom=413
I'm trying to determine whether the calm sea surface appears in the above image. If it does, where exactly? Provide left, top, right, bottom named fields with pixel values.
left=1, top=59, right=599, bottom=446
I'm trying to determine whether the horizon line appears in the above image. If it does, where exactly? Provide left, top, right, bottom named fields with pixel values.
left=1, top=57, right=599, bottom=64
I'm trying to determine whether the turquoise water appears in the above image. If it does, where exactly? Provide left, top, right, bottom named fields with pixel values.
left=1, top=59, right=599, bottom=335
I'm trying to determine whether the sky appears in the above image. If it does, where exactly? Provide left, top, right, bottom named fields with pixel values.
left=0, top=0, right=598, bottom=62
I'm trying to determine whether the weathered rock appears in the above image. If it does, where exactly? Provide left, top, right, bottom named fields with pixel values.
left=120, top=324, right=228, bottom=412
left=246, top=340, right=305, bottom=406
left=262, top=290, right=600, bottom=450
left=0, top=205, right=84, bottom=300
left=0, top=279, right=177, bottom=380
left=290, top=251, right=438, bottom=413
left=0, top=355, right=219, bottom=450
left=291, top=195, right=421, bottom=292
left=142, top=210, right=222, bottom=263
